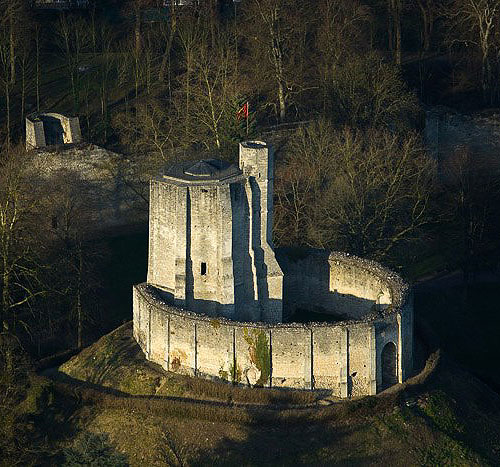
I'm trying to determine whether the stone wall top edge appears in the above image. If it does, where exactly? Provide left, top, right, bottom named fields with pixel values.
left=134, top=283, right=399, bottom=330
left=276, top=247, right=410, bottom=311
left=26, top=111, right=77, bottom=122
left=240, top=140, right=270, bottom=149
left=327, top=251, right=410, bottom=309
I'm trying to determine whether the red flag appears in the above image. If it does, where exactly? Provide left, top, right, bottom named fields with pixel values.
left=237, top=102, right=249, bottom=120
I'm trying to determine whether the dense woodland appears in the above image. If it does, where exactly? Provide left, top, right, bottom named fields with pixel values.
left=1, top=1, right=500, bottom=464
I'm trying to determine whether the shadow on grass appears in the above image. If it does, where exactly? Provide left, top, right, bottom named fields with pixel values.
left=188, top=422, right=386, bottom=466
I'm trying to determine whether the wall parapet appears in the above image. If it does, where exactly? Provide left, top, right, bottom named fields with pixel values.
left=133, top=244, right=413, bottom=397
left=277, top=248, right=410, bottom=322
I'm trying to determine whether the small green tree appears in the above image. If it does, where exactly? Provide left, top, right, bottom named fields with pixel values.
left=63, top=432, right=128, bottom=467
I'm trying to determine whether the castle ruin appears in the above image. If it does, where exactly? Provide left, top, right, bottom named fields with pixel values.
left=133, top=141, right=413, bottom=396
left=26, top=112, right=82, bottom=150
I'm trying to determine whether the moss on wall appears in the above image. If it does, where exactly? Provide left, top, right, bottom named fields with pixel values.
left=210, top=318, right=221, bottom=329
left=243, top=328, right=270, bottom=386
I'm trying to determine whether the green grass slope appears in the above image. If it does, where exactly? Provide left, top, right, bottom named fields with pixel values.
left=47, top=321, right=500, bottom=466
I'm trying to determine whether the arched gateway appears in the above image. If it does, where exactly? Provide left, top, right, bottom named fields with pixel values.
left=381, top=342, right=398, bottom=389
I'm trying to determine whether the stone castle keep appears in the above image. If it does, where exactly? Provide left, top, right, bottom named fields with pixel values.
left=133, top=141, right=414, bottom=396
left=147, top=141, right=283, bottom=323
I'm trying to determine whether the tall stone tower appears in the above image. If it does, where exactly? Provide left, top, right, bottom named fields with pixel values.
left=239, top=141, right=283, bottom=323
left=147, top=141, right=283, bottom=323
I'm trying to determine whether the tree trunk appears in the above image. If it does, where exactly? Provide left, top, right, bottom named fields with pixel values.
left=278, top=79, right=286, bottom=122
left=388, top=0, right=402, bottom=65
left=21, top=55, right=25, bottom=127
left=482, top=50, right=491, bottom=103
left=421, top=8, right=431, bottom=54
left=9, top=15, right=15, bottom=84
left=158, top=20, right=176, bottom=83
left=387, top=0, right=393, bottom=52
left=5, top=80, right=10, bottom=150
left=36, top=28, right=40, bottom=112
left=185, top=52, right=191, bottom=138
left=271, top=34, right=286, bottom=121
left=2, top=266, right=9, bottom=332
left=135, top=11, right=141, bottom=55
left=393, top=0, right=402, bottom=65
left=77, top=246, right=82, bottom=349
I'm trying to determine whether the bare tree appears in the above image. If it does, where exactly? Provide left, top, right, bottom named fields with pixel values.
left=191, top=30, right=239, bottom=149
left=446, top=0, right=500, bottom=102
left=326, top=51, right=420, bottom=130
left=245, top=0, right=308, bottom=122
left=275, top=121, right=436, bottom=260
left=0, top=146, right=45, bottom=344
left=34, top=22, right=41, bottom=112
left=18, top=29, right=34, bottom=128
left=387, top=0, right=403, bottom=65
left=157, top=2, right=178, bottom=88
left=177, top=11, right=204, bottom=139
left=416, top=0, right=440, bottom=55
left=55, top=14, right=91, bottom=112
left=0, top=0, right=29, bottom=148
left=314, top=0, right=370, bottom=115
left=112, top=98, right=180, bottom=204
left=45, top=170, right=103, bottom=350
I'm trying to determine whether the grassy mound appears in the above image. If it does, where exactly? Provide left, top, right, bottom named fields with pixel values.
left=59, top=322, right=169, bottom=396
left=46, top=360, right=500, bottom=466
left=51, top=322, right=500, bottom=466
left=57, top=322, right=317, bottom=406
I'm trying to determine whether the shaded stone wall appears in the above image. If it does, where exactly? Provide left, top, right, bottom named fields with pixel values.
left=32, top=144, right=146, bottom=233
left=239, top=141, right=283, bottom=323
left=134, top=251, right=413, bottom=396
left=277, top=249, right=393, bottom=321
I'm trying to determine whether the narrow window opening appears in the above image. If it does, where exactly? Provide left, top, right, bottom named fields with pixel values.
left=201, top=262, right=207, bottom=275
left=201, top=189, right=208, bottom=193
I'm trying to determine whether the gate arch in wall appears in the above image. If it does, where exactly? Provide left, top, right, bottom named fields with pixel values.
left=133, top=247, right=414, bottom=396
left=381, top=341, right=398, bottom=389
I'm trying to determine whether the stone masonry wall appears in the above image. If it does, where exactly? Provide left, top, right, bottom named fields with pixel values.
left=278, top=249, right=393, bottom=321
left=134, top=249, right=412, bottom=397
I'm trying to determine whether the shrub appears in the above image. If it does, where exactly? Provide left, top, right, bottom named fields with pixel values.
left=63, top=432, right=128, bottom=467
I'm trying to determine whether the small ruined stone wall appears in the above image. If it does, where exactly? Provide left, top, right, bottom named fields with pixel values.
left=134, top=252, right=412, bottom=396
left=26, top=113, right=82, bottom=150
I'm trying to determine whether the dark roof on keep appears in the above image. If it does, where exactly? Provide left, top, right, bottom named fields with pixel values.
left=161, top=158, right=243, bottom=185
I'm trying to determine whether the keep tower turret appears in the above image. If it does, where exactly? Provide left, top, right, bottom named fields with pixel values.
left=239, top=141, right=283, bottom=323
